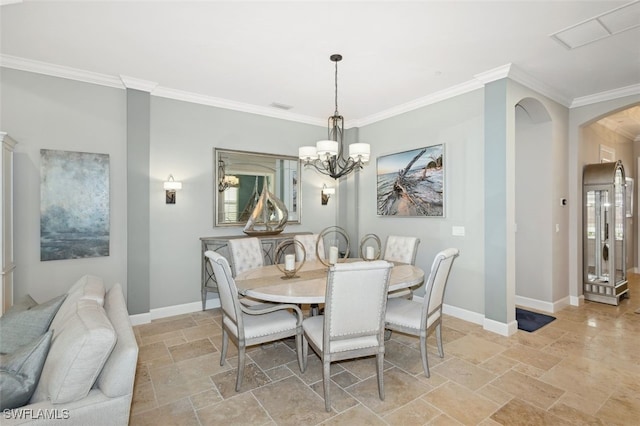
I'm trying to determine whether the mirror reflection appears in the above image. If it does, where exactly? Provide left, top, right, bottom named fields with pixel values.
left=215, top=149, right=300, bottom=226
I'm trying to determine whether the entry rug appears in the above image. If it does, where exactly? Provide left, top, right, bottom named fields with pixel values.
left=516, top=308, right=556, bottom=332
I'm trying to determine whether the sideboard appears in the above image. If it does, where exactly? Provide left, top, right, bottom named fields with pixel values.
left=199, top=232, right=311, bottom=310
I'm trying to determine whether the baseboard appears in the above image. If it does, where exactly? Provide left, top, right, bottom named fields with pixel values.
left=569, top=294, right=584, bottom=306
left=514, top=295, right=554, bottom=313
left=441, top=302, right=484, bottom=326
left=414, top=296, right=515, bottom=336
left=129, top=297, right=221, bottom=325
left=484, top=317, right=518, bottom=336
left=129, top=312, right=151, bottom=326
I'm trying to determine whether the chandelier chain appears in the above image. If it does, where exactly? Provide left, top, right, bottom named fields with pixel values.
left=334, top=59, right=339, bottom=116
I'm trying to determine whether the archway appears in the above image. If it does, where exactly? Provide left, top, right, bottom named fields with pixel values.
left=515, top=98, right=553, bottom=307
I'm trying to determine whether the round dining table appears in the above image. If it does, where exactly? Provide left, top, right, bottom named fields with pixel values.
left=235, top=259, right=425, bottom=304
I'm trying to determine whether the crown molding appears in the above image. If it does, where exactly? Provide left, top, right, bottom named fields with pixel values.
left=474, top=63, right=572, bottom=107
left=0, top=54, right=124, bottom=89
left=506, top=64, right=572, bottom=107
left=473, top=63, right=512, bottom=84
left=120, top=75, right=158, bottom=92
left=348, top=79, right=484, bottom=128
left=2, top=54, right=637, bottom=129
left=152, top=86, right=325, bottom=127
left=571, top=83, right=640, bottom=108
left=598, top=116, right=638, bottom=141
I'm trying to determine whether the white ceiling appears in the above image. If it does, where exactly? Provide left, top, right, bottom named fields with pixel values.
left=1, top=1, right=639, bottom=132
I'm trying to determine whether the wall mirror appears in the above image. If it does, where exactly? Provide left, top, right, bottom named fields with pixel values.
left=214, top=148, right=301, bottom=227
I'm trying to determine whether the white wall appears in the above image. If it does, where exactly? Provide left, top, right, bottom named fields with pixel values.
left=1, top=69, right=128, bottom=302
left=358, top=89, right=486, bottom=315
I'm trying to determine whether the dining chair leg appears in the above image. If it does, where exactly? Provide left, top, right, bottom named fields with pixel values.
left=376, top=352, right=385, bottom=400
left=236, top=344, right=246, bottom=392
left=301, top=336, right=308, bottom=372
left=384, top=329, right=392, bottom=341
left=295, top=327, right=304, bottom=372
left=323, top=359, right=331, bottom=412
left=220, top=328, right=229, bottom=366
left=435, top=322, right=444, bottom=358
left=420, top=334, right=430, bottom=378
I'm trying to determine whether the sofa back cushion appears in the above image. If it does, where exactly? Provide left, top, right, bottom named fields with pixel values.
left=49, top=275, right=105, bottom=335
left=30, top=299, right=116, bottom=404
left=96, top=283, right=138, bottom=398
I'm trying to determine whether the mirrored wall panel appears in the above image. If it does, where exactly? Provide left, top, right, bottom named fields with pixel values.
left=214, top=148, right=300, bottom=227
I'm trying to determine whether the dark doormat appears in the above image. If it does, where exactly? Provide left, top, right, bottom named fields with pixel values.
left=516, top=308, right=556, bottom=332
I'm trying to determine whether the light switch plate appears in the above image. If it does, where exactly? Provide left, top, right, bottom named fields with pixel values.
left=452, top=226, right=465, bottom=237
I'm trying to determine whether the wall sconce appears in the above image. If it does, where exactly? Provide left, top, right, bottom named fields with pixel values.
left=321, top=184, right=335, bottom=205
left=163, top=174, right=182, bottom=204
left=217, top=159, right=241, bottom=192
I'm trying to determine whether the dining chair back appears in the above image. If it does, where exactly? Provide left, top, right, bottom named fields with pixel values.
left=228, top=237, right=264, bottom=277
left=294, top=234, right=325, bottom=261
left=385, top=248, right=459, bottom=377
left=205, top=250, right=304, bottom=391
left=301, top=260, right=393, bottom=411
left=383, top=235, right=421, bottom=299
left=383, top=235, right=420, bottom=264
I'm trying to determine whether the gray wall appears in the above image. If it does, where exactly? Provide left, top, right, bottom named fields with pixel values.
left=148, top=96, right=333, bottom=309
left=1, top=68, right=334, bottom=311
left=1, top=69, right=128, bottom=302
left=358, top=89, right=486, bottom=316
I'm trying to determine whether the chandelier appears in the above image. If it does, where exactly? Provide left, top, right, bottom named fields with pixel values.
left=299, top=54, right=370, bottom=179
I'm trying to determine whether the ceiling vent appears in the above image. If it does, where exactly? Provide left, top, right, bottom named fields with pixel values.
left=269, top=102, right=293, bottom=111
left=550, top=0, right=640, bottom=49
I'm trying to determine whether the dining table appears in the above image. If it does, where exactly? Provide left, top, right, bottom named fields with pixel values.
left=234, top=258, right=425, bottom=304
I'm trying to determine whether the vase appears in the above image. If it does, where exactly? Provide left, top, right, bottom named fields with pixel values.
left=243, top=178, right=288, bottom=236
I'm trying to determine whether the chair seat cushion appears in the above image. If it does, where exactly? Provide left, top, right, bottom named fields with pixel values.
left=224, top=309, right=297, bottom=340
left=385, top=298, right=438, bottom=331
left=303, top=316, right=379, bottom=353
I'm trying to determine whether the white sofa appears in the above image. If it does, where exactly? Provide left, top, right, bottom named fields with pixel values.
left=4, top=276, right=138, bottom=425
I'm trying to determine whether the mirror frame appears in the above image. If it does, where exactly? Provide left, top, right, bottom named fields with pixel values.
left=214, top=148, right=301, bottom=227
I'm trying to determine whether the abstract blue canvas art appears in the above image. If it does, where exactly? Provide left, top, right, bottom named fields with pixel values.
left=40, top=149, right=110, bottom=261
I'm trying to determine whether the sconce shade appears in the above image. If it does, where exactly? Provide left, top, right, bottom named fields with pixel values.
left=322, top=186, right=335, bottom=196
left=163, top=180, right=183, bottom=190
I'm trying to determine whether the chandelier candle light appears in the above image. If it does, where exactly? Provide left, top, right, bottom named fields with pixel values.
left=299, top=54, right=370, bottom=179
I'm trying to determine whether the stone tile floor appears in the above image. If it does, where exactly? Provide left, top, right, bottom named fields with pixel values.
left=131, top=276, right=640, bottom=425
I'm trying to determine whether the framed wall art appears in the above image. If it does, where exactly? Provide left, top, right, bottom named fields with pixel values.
left=40, top=149, right=110, bottom=261
left=377, top=144, right=444, bottom=217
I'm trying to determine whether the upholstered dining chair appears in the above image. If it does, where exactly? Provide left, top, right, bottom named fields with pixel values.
left=383, top=235, right=421, bottom=299
left=384, top=248, right=459, bottom=378
left=204, top=250, right=304, bottom=391
left=301, top=260, right=393, bottom=412
left=227, top=237, right=264, bottom=277
left=294, top=234, right=325, bottom=261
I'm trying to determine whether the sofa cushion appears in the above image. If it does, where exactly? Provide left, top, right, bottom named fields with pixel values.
left=30, top=299, right=116, bottom=404
left=96, top=283, right=139, bottom=398
left=0, top=294, right=66, bottom=355
left=0, top=331, right=53, bottom=410
left=49, top=275, right=105, bottom=334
